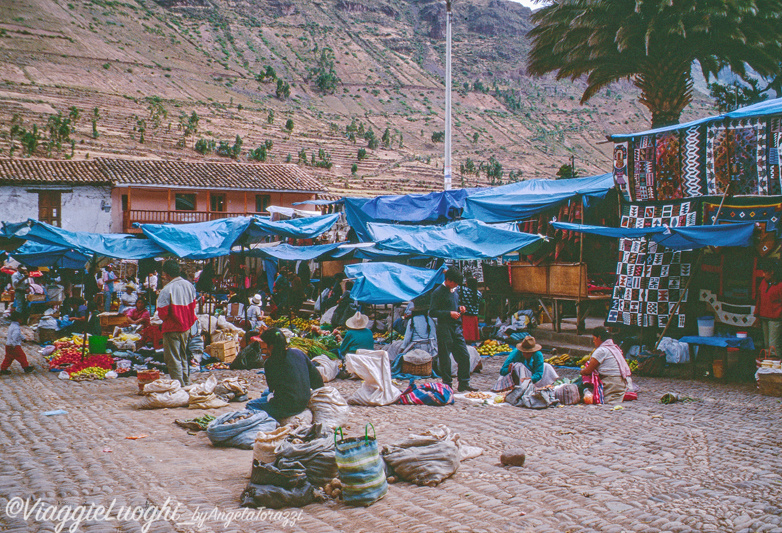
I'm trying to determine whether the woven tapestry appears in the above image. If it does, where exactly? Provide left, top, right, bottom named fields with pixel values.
left=703, top=198, right=782, bottom=258
left=706, top=119, right=765, bottom=195
left=608, top=200, right=696, bottom=329
left=613, top=142, right=630, bottom=199
left=633, top=136, right=655, bottom=201
left=655, top=132, right=683, bottom=200
left=683, top=125, right=704, bottom=197
left=771, top=118, right=782, bottom=195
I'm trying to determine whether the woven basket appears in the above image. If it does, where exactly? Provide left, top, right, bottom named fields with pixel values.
left=758, top=373, right=782, bottom=397
left=401, top=360, right=432, bottom=376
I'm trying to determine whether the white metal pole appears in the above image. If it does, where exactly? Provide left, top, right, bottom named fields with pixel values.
left=444, top=0, right=453, bottom=191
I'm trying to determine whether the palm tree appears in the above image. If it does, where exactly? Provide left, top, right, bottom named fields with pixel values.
left=527, top=0, right=782, bottom=128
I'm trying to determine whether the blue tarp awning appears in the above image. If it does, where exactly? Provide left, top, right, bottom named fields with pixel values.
left=241, top=242, right=344, bottom=261
left=10, top=242, right=91, bottom=269
left=369, top=219, right=545, bottom=260
left=139, top=214, right=341, bottom=259
left=611, top=97, right=782, bottom=141
left=462, top=173, right=615, bottom=223
left=328, top=244, right=414, bottom=260
left=245, top=213, right=340, bottom=240
left=3, top=220, right=168, bottom=260
left=344, top=262, right=446, bottom=304
left=551, top=221, right=756, bottom=250
left=344, top=188, right=485, bottom=241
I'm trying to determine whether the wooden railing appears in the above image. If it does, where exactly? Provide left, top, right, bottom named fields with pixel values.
left=123, top=210, right=261, bottom=232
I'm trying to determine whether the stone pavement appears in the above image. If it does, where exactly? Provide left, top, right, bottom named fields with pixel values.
left=1, top=327, right=782, bottom=533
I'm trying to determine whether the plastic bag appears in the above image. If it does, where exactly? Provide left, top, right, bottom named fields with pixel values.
left=249, top=459, right=307, bottom=487
left=321, top=305, right=337, bottom=326
left=137, top=389, right=190, bottom=409
left=206, top=410, right=279, bottom=449
left=335, top=424, right=388, bottom=506
left=275, top=424, right=338, bottom=486
left=657, top=337, right=690, bottom=364
left=308, top=387, right=350, bottom=431
left=253, top=426, right=294, bottom=464
left=381, top=425, right=462, bottom=486
left=346, top=349, right=401, bottom=406
left=230, top=341, right=264, bottom=370
left=402, top=349, right=432, bottom=365
left=312, top=355, right=340, bottom=383
left=188, top=374, right=229, bottom=409
left=240, top=482, right=316, bottom=509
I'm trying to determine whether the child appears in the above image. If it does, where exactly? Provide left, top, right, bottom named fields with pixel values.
left=2, top=310, right=34, bottom=375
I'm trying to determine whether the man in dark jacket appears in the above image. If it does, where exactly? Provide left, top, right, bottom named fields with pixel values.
left=429, top=268, right=477, bottom=392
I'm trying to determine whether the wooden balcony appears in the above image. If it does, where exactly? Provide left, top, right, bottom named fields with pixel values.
left=123, top=210, right=261, bottom=232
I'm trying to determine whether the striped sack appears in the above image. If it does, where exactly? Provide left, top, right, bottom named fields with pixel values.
left=398, top=383, right=454, bottom=406
left=334, top=425, right=388, bottom=507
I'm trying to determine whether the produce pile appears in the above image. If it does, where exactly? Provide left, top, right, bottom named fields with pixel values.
left=289, top=337, right=338, bottom=360
left=545, top=353, right=591, bottom=367
left=266, top=317, right=320, bottom=330
left=477, top=340, right=512, bottom=356
left=45, top=336, right=116, bottom=380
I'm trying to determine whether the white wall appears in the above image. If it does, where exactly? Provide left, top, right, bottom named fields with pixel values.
left=0, top=185, right=113, bottom=233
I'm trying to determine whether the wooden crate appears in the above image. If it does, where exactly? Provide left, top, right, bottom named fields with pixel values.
left=509, top=264, right=548, bottom=294
left=549, top=263, right=588, bottom=298
left=1, top=291, right=13, bottom=302
left=209, top=339, right=238, bottom=363
left=27, top=294, right=46, bottom=302
left=758, top=373, right=782, bottom=397
left=99, top=312, right=129, bottom=328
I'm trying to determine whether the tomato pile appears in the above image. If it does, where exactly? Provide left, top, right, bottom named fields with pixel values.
left=46, top=340, right=115, bottom=380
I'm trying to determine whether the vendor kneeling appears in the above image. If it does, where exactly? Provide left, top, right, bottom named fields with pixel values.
left=246, top=328, right=324, bottom=422
left=580, top=327, right=631, bottom=404
left=497, top=336, right=558, bottom=388
left=333, top=312, right=374, bottom=359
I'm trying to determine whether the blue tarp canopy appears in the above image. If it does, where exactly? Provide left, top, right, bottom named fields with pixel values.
left=10, top=242, right=91, bottom=269
left=344, top=189, right=484, bottom=241
left=611, top=97, right=782, bottom=141
left=139, top=214, right=341, bottom=259
left=462, top=173, right=615, bottom=223
left=344, top=262, right=446, bottom=304
left=3, top=220, right=168, bottom=260
left=551, top=221, right=756, bottom=250
left=241, top=242, right=343, bottom=261
left=368, top=219, right=545, bottom=260
left=244, top=213, right=340, bottom=240
left=328, top=243, right=415, bottom=260
left=140, top=217, right=255, bottom=260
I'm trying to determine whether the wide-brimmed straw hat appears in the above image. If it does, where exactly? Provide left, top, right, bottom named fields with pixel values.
left=125, top=283, right=136, bottom=291
left=251, top=294, right=262, bottom=305
left=345, top=312, right=369, bottom=330
left=517, top=336, right=542, bottom=353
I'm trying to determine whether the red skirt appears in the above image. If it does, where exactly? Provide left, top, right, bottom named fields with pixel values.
left=462, top=315, right=480, bottom=343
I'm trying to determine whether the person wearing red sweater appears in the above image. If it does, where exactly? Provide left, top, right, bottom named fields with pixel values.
left=156, top=260, right=197, bottom=386
left=756, top=263, right=782, bottom=357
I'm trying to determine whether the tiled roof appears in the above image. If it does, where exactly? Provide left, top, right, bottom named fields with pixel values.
left=0, top=158, right=325, bottom=193
left=0, top=159, right=109, bottom=185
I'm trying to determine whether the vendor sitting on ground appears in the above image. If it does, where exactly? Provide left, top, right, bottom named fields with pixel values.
left=247, top=294, right=266, bottom=331
left=118, top=283, right=138, bottom=314
left=246, top=328, right=324, bottom=422
left=496, top=336, right=558, bottom=388
left=333, top=312, right=374, bottom=358
left=580, top=326, right=631, bottom=404
left=126, top=297, right=150, bottom=327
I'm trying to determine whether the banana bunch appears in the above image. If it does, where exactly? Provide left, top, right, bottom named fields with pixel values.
left=545, top=353, right=572, bottom=366
left=577, top=354, right=591, bottom=366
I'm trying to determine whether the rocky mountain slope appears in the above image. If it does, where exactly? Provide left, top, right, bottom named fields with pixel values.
left=0, top=0, right=715, bottom=197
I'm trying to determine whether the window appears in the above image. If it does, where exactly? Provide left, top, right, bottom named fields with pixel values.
left=175, top=193, right=197, bottom=211
left=210, top=194, right=225, bottom=212
left=121, top=194, right=128, bottom=212
left=38, top=191, right=61, bottom=226
left=255, top=194, right=270, bottom=213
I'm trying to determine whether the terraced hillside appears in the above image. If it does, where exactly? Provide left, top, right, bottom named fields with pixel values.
left=0, top=0, right=715, bottom=196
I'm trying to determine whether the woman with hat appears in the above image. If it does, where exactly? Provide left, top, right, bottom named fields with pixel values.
left=247, top=294, right=266, bottom=331
left=495, top=336, right=558, bottom=389
left=334, top=311, right=374, bottom=359
left=118, top=282, right=138, bottom=314
left=246, top=328, right=324, bottom=421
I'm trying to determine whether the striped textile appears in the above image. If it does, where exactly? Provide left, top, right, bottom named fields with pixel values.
left=335, top=429, right=388, bottom=507
left=398, top=383, right=454, bottom=406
